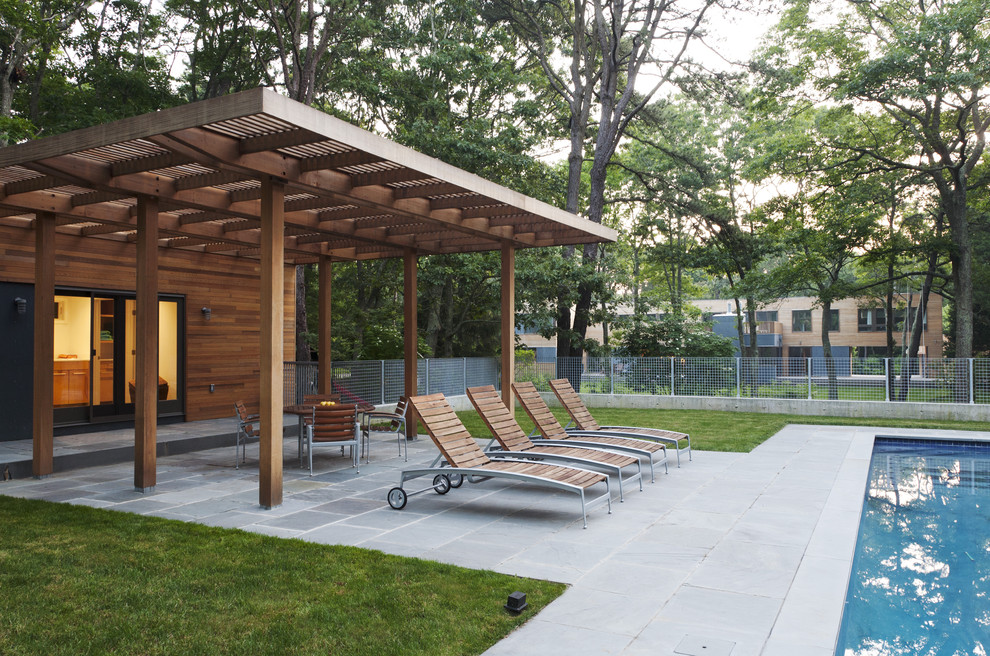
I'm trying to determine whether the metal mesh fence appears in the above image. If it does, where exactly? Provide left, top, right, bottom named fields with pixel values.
left=284, top=357, right=501, bottom=406
left=287, top=355, right=987, bottom=407
left=524, top=356, right=988, bottom=406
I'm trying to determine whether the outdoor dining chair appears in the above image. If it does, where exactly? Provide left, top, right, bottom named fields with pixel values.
left=360, top=396, right=409, bottom=463
left=308, top=403, right=361, bottom=476
left=234, top=401, right=260, bottom=469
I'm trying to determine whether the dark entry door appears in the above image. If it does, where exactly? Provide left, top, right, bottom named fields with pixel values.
left=0, top=282, right=34, bottom=441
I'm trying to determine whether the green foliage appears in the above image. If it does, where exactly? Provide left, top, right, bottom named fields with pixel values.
left=615, top=314, right=735, bottom=358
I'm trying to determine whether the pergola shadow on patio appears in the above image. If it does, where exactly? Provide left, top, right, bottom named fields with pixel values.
left=0, top=87, right=615, bottom=507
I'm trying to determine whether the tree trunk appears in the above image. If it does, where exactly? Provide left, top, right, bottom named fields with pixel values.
left=896, top=294, right=913, bottom=401
left=821, top=300, right=837, bottom=400
left=947, top=184, right=973, bottom=358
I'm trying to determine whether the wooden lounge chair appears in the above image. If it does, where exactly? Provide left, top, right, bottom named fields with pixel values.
left=549, top=378, right=692, bottom=466
left=513, top=381, right=668, bottom=481
left=467, top=385, right=642, bottom=501
left=389, top=394, right=611, bottom=528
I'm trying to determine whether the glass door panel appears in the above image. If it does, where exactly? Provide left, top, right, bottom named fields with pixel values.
left=53, top=294, right=92, bottom=410
left=93, top=297, right=115, bottom=407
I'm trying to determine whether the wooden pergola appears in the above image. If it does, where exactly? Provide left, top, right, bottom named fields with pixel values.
left=0, top=87, right=615, bottom=507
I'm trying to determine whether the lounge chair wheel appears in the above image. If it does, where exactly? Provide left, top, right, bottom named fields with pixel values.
left=448, top=473, right=464, bottom=488
left=433, top=474, right=452, bottom=495
left=387, top=487, right=408, bottom=510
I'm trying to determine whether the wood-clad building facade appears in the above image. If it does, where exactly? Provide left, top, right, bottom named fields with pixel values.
left=0, top=88, right=615, bottom=506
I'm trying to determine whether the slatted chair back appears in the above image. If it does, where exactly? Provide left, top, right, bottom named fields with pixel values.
left=311, top=403, right=357, bottom=443
left=466, top=385, right=536, bottom=451
left=549, top=379, right=601, bottom=430
left=511, top=382, right=570, bottom=440
left=391, top=396, right=409, bottom=430
left=408, top=394, right=491, bottom=469
left=235, top=401, right=258, bottom=437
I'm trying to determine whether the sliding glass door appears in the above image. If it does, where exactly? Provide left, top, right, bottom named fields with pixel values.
left=53, top=290, right=183, bottom=425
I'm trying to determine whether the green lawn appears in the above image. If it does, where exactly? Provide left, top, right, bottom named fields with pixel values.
left=456, top=406, right=990, bottom=453
left=0, top=497, right=564, bottom=656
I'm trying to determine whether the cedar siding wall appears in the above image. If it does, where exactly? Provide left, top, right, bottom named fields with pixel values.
left=0, top=225, right=295, bottom=423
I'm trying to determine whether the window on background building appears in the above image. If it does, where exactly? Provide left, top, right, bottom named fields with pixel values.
left=748, top=310, right=779, bottom=323
left=858, top=308, right=886, bottom=332
left=792, top=310, right=812, bottom=332
left=829, top=309, right=840, bottom=332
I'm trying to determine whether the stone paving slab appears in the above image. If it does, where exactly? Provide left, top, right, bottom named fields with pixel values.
left=3, top=422, right=989, bottom=654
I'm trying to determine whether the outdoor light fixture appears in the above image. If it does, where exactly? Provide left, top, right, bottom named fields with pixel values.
left=201, top=306, right=211, bottom=321
left=13, top=297, right=27, bottom=315
left=504, top=591, right=528, bottom=614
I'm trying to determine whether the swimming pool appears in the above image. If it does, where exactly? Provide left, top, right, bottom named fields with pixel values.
left=835, top=437, right=990, bottom=655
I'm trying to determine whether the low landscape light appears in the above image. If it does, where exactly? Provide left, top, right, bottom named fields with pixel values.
left=504, top=591, right=527, bottom=614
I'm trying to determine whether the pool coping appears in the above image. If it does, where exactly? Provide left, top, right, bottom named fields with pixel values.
left=764, top=427, right=990, bottom=655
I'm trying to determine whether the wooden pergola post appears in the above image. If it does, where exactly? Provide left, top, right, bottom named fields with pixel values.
left=259, top=176, right=284, bottom=509
left=501, top=244, right=515, bottom=412
left=403, top=249, right=418, bottom=437
left=32, top=211, right=55, bottom=478
left=134, top=196, right=159, bottom=491
left=318, top=256, right=332, bottom=395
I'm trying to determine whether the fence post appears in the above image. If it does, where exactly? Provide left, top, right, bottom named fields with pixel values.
left=463, top=357, right=468, bottom=394
left=970, top=358, right=975, bottom=404
left=380, top=360, right=385, bottom=404
left=884, top=358, right=890, bottom=402
left=807, top=357, right=813, bottom=400
left=734, top=357, right=739, bottom=397
left=609, top=357, right=614, bottom=395
left=425, top=358, right=430, bottom=394
left=670, top=357, right=675, bottom=396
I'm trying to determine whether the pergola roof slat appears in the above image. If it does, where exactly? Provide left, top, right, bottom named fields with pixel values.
left=0, top=88, right=615, bottom=262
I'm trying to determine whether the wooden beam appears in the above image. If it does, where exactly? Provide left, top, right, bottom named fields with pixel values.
left=111, top=152, right=193, bottom=176
left=33, top=211, right=55, bottom=478
left=134, top=196, right=159, bottom=491
left=299, top=150, right=384, bottom=172
left=391, top=182, right=463, bottom=199
left=259, top=176, right=284, bottom=509
left=429, top=194, right=491, bottom=211
left=318, top=257, right=332, bottom=395
left=173, top=170, right=247, bottom=191
left=3, top=175, right=58, bottom=196
left=240, top=128, right=323, bottom=154
left=81, top=223, right=132, bottom=236
left=501, top=244, right=515, bottom=412
left=349, top=167, right=430, bottom=188
left=403, top=249, right=418, bottom=438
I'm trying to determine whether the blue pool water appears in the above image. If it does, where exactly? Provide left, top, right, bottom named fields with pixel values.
left=835, top=438, right=990, bottom=655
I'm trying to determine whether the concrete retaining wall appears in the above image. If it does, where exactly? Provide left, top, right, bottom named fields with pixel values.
left=537, top=392, right=990, bottom=423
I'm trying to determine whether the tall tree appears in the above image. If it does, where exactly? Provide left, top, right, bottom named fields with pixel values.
left=762, top=0, right=990, bottom=357
left=0, top=0, right=94, bottom=142
left=493, top=0, right=724, bottom=372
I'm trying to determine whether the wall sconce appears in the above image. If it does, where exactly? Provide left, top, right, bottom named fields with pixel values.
left=201, top=306, right=211, bottom=321
left=13, top=297, right=27, bottom=315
